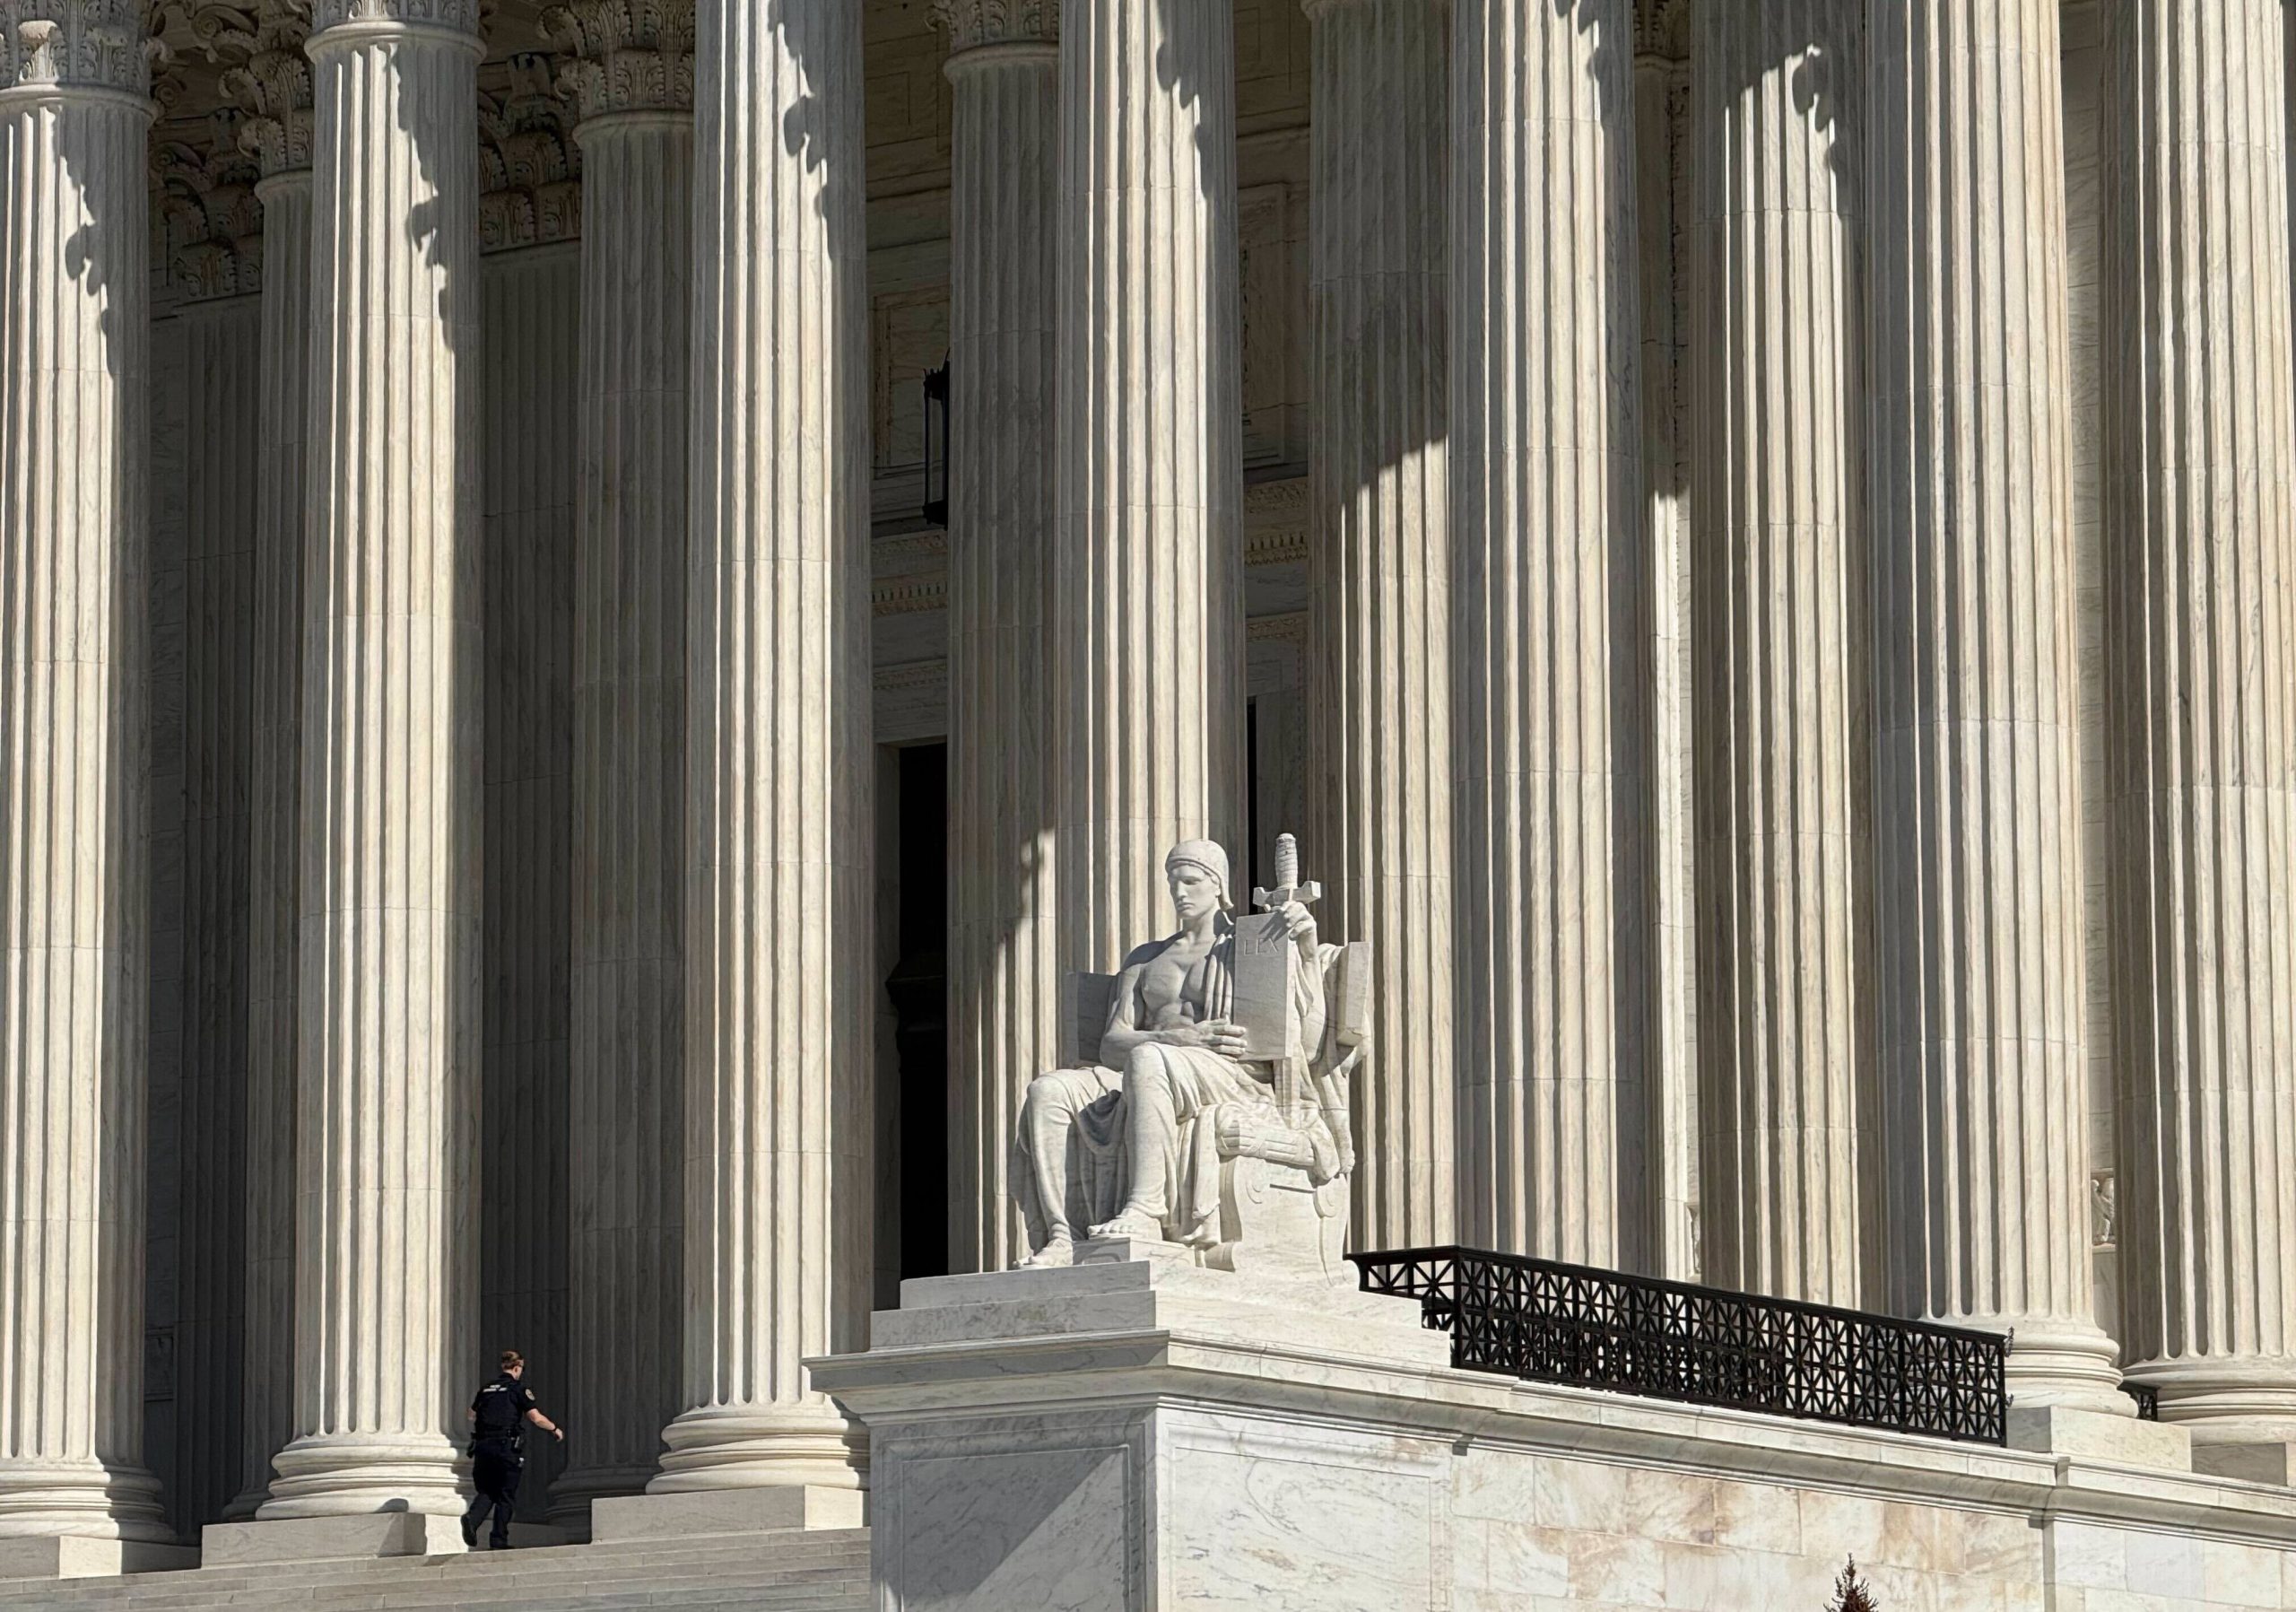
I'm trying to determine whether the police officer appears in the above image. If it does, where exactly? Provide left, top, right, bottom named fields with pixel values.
left=460, top=1349, right=563, bottom=1550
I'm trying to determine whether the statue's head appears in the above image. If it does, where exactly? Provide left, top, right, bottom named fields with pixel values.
left=1163, top=841, right=1231, bottom=922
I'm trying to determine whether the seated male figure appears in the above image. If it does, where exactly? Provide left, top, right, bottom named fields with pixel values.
left=1011, top=839, right=1327, bottom=1266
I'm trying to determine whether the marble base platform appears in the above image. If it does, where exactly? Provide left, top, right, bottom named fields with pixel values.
left=0, top=1538, right=196, bottom=1583
left=2196, top=1442, right=2296, bottom=1486
left=200, top=1512, right=468, bottom=1566
left=810, top=1257, right=2296, bottom=1612
left=591, top=1485, right=865, bottom=1543
left=2006, top=1404, right=2194, bottom=1468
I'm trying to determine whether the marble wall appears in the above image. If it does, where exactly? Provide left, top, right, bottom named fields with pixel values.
left=830, top=1263, right=2296, bottom=1612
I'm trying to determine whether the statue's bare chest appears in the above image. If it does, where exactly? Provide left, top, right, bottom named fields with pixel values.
left=1137, top=942, right=1215, bottom=1028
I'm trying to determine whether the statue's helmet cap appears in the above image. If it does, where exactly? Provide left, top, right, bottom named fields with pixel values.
left=1163, top=840, right=1231, bottom=903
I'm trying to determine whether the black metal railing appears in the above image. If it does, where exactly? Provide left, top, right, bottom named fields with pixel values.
left=1350, top=1246, right=2011, bottom=1446
left=2123, top=1381, right=2160, bottom=1421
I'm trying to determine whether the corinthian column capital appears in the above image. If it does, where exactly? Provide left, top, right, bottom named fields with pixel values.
left=930, top=0, right=1057, bottom=55
left=212, top=0, right=315, bottom=176
left=543, top=0, right=691, bottom=120
left=479, top=49, right=581, bottom=248
left=152, top=106, right=265, bottom=297
left=0, top=0, right=166, bottom=100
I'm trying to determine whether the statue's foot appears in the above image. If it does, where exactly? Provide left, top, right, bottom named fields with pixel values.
left=1013, top=1234, right=1074, bottom=1269
left=1086, top=1210, right=1165, bottom=1242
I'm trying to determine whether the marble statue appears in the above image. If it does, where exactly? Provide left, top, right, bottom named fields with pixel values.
left=1012, top=835, right=1369, bottom=1282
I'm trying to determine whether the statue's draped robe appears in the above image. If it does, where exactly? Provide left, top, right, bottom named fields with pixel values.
left=1019, top=916, right=1341, bottom=1248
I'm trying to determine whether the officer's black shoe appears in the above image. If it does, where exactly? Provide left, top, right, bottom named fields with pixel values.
left=459, top=1516, right=478, bottom=1550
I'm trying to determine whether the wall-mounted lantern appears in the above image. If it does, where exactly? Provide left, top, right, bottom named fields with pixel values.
left=922, top=358, right=951, bottom=527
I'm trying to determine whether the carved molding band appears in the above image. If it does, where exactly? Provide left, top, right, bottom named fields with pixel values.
left=929, top=0, right=1057, bottom=54
left=543, top=0, right=691, bottom=120
left=308, top=0, right=477, bottom=41
left=0, top=0, right=165, bottom=98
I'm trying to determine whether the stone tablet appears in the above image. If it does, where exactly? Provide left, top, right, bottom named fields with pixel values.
left=1228, top=907, right=1300, bottom=1062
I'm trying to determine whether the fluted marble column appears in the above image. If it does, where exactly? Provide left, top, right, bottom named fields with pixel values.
left=2103, top=0, right=2296, bottom=1445
left=1056, top=0, right=1247, bottom=976
left=1867, top=0, right=2121, bottom=1410
left=1691, top=0, right=1869, bottom=1303
left=218, top=0, right=313, bottom=1521
left=259, top=0, right=484, bottom=1518
left=1304, top=0, right=1452, bottom=1251
left=0, top=0, right=171, bottom=1545
left=1451, top=0, right=1643, bottom=1266
left=1632, top=0, right=1696, bottom=1281
left=938, top=0, right=1060, bottom=1277
left=650, top=0, right=870, bottom=1496
left=175, top=281, right=262, bottom=1545
left=549, top=0, right=692, bottom=1521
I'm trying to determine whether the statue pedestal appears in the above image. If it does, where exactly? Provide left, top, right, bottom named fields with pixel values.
left=808, top=1256, right=1449, bottom=1611
left=813, top=1255, right=2296, bottom=1612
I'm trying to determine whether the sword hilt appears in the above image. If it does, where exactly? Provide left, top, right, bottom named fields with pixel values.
left=1252, top=832, right=1321, bottom=912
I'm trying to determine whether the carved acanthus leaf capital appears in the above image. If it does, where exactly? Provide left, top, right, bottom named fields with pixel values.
left=540, top=0, right=690, bottom=120
left=929, top=0, right=1057, bottom=55
left=152, top=104, right=263, bottom=296
left=1, top=0, right=168, bottom=99
left=479, top=49, right=580, bottom=250
left=205, top=0, right=312, bottom=174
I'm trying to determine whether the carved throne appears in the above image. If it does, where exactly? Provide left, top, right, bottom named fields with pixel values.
left=1062, top=939, right=1372, bottom=1285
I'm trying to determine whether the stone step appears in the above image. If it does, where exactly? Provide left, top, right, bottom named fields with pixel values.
left=236, top=1575, right=870, bottom=1611
left=1, top=1585, right=868, bottom=1611
left=161, top=1591, right=866, bottom=1612
left=2, top=1575, right=871, bottom=1611
left=0, top=1531, right=875, bottom=1611
left=105, top=1570, right=863, bottom=1607
left=3, top=1573, right=870, bottom=1610
left=2, top=1553, right=873, bottom=1604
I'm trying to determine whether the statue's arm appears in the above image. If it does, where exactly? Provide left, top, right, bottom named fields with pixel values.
left=1094, top=962, right=1154, bottom=1066
left=1098, top=949, right=1239, bottom=1063
left=1291, top=949, right=1329, bottom=1064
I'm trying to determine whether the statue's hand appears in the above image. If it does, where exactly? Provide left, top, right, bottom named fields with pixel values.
left=1167, top=1018, right=1250, bottom=1058
left=1280, top=900, right=1318, bottom=955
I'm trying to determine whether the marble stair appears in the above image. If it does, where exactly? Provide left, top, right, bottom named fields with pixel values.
left=0, top=1529, right=872, bottom=1610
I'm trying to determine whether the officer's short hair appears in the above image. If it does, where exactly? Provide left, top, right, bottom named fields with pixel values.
left=500, top=1349, right=524, bottom=1372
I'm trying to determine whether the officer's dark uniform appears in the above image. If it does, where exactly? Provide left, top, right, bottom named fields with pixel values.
left=461, top=1372, right=541, bottom=1549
